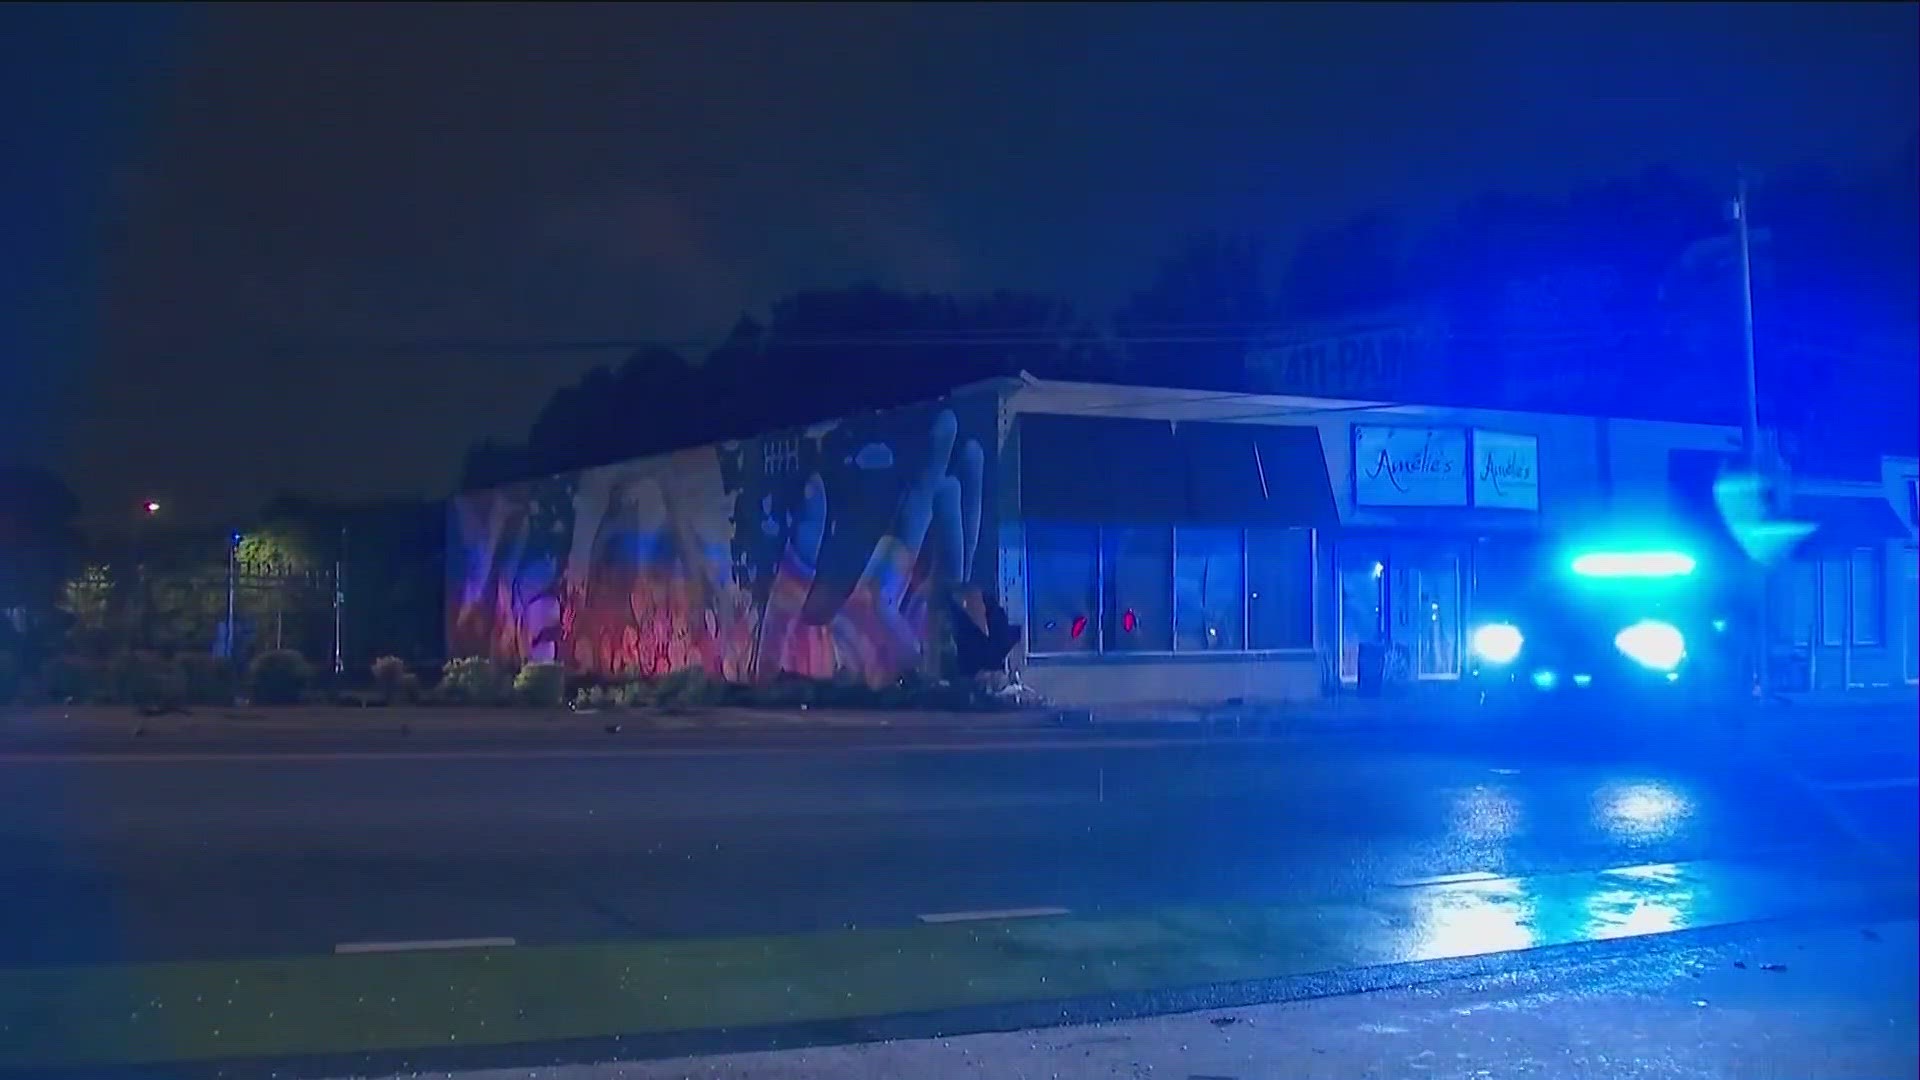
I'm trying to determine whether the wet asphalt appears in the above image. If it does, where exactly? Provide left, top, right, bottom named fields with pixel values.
left=1, top=717, right=1912, bottom=968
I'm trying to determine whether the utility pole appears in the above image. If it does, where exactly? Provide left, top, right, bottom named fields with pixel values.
left=1733, top=174, right=1770, bottom=699
left=332, top=526, right=347, bottom=676
left=226, top=531, right=239, bottom=670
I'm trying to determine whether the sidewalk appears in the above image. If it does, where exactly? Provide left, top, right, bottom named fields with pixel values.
left=359, top=919, right=1918, bottom=1080
left=1, top=688, right=1909, bottom=756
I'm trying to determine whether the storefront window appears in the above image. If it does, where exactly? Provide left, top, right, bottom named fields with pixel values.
left=1102, top=526, right=1175, bottom=652
left=1247, top=528, right=1314, bottom=650
left=1175, top=526, right=1245, bottom=651
left=1337, top=546, right=1388, bottom=683
left=1903, top=548, right=1918, bottom=683
left=1387, top=555, right=1461, bottom=679
left=1849, top=548, right=1883, bottom=647
left=1025, top=522, right=1098, bottom=654
left=1025, top=523, right=1317, bottom=659
left=1818, top=550, right=1883, bottom=648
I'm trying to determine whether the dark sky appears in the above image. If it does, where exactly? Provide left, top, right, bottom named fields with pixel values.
left=7, top=2, right=1916, bottom=526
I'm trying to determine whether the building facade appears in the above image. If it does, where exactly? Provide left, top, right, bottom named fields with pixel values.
left=446, top=377, right=1917, bottom=706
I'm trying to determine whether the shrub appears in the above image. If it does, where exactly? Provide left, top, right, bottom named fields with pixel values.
left=248, top=649, right=313, bottom=705
left=0, top=651, right=19, bottom=705
left=653, top=668, right=725, bottom=710
left=513, top=662, right=567, bottom=708
left=736, top=673, right=820, bottom=709
left=439, top=656, right=511, bottom=706
left=43, top=656, right=112, bottom=705
left=371, top=656, right=412, bottom=700
left=116, top=652, right=188, bottom=709
left=177, top=653, right=237, bottom=706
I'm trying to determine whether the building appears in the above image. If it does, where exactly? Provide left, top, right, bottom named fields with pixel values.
left=1758, top=454, right=1918, bottom=691
left=446, top=376, right=1917, bottom=705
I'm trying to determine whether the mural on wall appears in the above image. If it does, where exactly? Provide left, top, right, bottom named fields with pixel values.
left=447, top=398, right=993, bottom=686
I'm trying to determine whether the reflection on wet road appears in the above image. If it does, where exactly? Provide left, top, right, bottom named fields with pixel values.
left=0, top=732, right=1912, bottom=1071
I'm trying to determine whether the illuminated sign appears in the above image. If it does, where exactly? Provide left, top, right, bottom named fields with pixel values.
left=1472, top=430, right=1539, bottom=511
left=1352, top=425, right=1468, bottom=507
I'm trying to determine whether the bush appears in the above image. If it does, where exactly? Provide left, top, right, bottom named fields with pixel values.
left=513, top=662, right=567, bottom=708
left=0, top=651, right=19, bottom=705
left=115, top=652, right=188, bottom=709
left=371, top=656, right=412, bottom=701
left=248, top=649, right=313, bottom=705
left=653, top=668, right=726, bottom=710
left=177, top=653, right=237, bottom=706
left=439, top=656, right=511, bottom=705
left=42, top=656, right=112, bottom=705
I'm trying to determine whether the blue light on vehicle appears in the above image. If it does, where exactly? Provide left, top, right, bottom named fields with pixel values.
left=1571, top=550, right=1696, bottom=578
left=1531, top=669, right=1558, bottom=689
left=1470, top=623, right=1524, bottom=664
left=1615, top=619, right=1686, bottom=671
left=1573, top=673, right=1593, bottom=688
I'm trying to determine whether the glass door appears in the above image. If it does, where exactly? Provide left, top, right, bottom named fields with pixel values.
left=1392, top=554, right=1462, bottom=679
left=1337, top=545, right=1388, bottom=684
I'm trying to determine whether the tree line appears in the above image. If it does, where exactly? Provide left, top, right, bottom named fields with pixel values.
left=465, top=138, right=1917, bottom=489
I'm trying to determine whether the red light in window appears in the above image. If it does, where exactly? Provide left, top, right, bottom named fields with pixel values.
left=1069, top=614, right=1088, bottom=639
left=1122, top=608, right=1138, bottom=633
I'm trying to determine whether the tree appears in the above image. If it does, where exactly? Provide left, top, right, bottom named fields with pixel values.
left=1113, top=232, right=1274, bottom=391
left=1280, top=211, right=1412, bottom=324
left=495, top=286, right=1113, bottom=484
left=0, top=465, right=84, bottom=616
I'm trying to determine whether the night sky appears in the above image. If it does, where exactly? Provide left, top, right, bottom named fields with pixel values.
left=5, top=2, right=1915, bottom=526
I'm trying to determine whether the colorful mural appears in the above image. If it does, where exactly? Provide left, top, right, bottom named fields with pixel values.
left=447, top=397, right=995, bottom=686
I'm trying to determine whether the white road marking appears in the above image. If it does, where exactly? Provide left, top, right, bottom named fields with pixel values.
left=334, top=936, right=516, bottom=955
left=918, top=906, right=1070, bottom=924
left=1390, top=870, right=1502, bottom=888
left=0, top=738, right=1214, bottom=767
left=1809, top=777, right=1919, bottom=793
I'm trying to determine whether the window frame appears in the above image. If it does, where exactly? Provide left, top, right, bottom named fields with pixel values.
left=1816, top=546, right=1886, bottom=649
left=1025, top=522, right=1317, bottom=659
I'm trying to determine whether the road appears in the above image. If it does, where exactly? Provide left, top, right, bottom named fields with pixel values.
left=0, top=711, right=1913, bottom=1075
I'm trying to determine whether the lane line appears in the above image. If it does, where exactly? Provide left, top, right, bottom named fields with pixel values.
left=1809, top=777, right=1919, bottom=793
left=0, top=738, right=1232, bottom=767
left=334, top=936, right=516, bottom=955
left=918, top=906, right=1070, bottom=924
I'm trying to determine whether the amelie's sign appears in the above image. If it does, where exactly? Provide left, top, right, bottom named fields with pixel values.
left=1352, top=426, right=1468, bottom=507
left=1471, top=430, right=1539, bottom=511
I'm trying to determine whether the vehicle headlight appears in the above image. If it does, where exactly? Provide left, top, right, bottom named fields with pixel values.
left=1470, top=623, right=1524, bottom=664
left=1615, top=619, right=1685, bottom=671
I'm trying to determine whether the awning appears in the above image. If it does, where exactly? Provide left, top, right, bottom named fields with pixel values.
left=1018, top=414, right=1337, bottom=527
left=1788, top=494, right=1911, bottom=549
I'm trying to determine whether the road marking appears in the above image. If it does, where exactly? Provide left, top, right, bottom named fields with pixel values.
left=918, top=906, right=1071, bottom=924
left=334, top=936, right=516, bottom=955
left=1809, top=777, right=1919, bottom=793
left=0, top=738, right=1224, bottom=767
left=1390, top=870, right=1501, bottom=888
left=1489, top=768, right=1520, bottom=775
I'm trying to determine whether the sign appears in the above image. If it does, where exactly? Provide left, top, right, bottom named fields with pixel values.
left=1353, top=426, right=1468, bottom=507
left=1247, top=323, right=1445, bottom=400
left=1472, top=430, right=1539, bottom=511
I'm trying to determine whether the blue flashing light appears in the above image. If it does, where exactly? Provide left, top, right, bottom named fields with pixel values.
left=1531, top=669, right=1558, bottom=689
left=1573, top=673, right=1593, bottom=688
left=1470, top=623, right=1524, bottom=664
left=1571, top=550, right=1696, bottom=579
left=1616, top=619, right=1686, bottom=671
